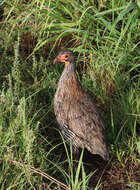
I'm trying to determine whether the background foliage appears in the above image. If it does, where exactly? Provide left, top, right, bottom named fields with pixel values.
left=0, top=0, right=140, bottom=189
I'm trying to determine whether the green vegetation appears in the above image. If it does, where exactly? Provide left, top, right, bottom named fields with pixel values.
left=0, top=0, right=140, bottom=189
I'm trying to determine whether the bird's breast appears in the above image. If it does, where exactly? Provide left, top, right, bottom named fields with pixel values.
left=54, top=74, right=84, bottom=118
left=59, top=74, right=83, bottom=96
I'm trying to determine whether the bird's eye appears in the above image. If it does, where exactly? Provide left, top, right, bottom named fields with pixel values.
left=65, top=55, right=69, bottom=58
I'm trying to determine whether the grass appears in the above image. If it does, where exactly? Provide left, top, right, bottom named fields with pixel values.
left=0, top=0, right=140, bottom=189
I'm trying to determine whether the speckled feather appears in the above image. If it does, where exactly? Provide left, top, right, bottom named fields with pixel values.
left=54, top=50, right=109, bottom=160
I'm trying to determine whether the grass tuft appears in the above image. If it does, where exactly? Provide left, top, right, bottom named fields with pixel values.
left=0, top=0, right=140, bottom=189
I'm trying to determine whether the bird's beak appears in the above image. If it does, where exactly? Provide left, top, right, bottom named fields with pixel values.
left=53, top=56, right=62, bottom=64
left=53, top=57, right=58, bottom=64
left=53, top=55, right=66, bottom=64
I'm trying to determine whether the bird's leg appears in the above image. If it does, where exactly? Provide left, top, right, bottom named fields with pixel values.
left=72, top=151, right=80, bottom=180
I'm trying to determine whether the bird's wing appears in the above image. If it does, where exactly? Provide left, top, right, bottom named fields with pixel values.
left=66, top=93, right=104, bottom=136
left=65, top=93, right=108, bottom=158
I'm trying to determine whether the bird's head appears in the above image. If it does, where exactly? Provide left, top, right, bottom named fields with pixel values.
left=53, top=49, right=75, bottom=67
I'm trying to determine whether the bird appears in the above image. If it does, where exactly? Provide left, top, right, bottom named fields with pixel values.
left=53, top=49, right=109, bottom=161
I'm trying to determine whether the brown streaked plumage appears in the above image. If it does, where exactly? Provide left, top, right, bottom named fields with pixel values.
left=53, top=50, right=109, bottom=160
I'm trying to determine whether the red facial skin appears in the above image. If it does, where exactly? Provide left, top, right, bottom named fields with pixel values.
left=53, top=54, right=71, bottom=64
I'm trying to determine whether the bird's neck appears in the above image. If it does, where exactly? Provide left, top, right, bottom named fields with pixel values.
left=64, top=61, right=75, bottom=72
left=59, top=62, right=75, bottom=84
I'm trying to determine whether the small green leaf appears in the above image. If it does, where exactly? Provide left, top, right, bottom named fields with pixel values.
left=137, top=141, right=140, bottom=155
left=137, top=0, right=140, bottom=8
